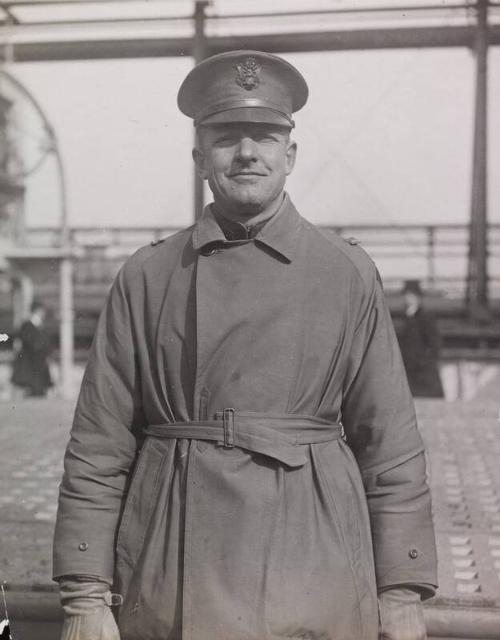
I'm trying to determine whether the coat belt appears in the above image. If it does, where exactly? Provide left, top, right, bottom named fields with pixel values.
left=145, top=410, right=343, bottom=468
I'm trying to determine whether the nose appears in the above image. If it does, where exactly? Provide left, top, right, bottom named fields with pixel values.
left=236, top=136, right=258, bottom=163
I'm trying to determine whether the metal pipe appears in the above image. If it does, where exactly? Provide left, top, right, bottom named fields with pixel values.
left=0, top=2, right=474, bottom=24
left=207, top=3, right=473, bottom=20
left=3, top=25, right=500, bottom=63
left=424, top=601, right=500, bottom=638
left=427, top=225, right=436, bottom=288
left=192, top=0, right=208, bottom=222
left=52, top=140, right=74, bottom=398
left=467, top=0, right=489, bottom=312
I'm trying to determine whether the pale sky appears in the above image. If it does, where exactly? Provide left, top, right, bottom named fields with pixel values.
left=5, top=46, right=500, bottom=230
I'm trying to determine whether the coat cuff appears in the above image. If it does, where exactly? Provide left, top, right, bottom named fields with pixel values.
left=371, top=511, right=438, bottom=595
left=52, top=521, right=116, bottom=583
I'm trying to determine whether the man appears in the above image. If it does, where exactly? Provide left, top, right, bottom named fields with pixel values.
left=398, top=280, right=444, bottom=399
left=53, top=51, right=437, bottom=640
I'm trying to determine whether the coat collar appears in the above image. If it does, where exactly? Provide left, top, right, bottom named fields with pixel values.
left=192, top=193, right=301, bottom=263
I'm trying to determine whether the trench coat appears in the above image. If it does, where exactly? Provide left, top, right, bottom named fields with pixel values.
left=53, top=195, right=437, bottom=640
left=397, top=308, right=444, bottom=398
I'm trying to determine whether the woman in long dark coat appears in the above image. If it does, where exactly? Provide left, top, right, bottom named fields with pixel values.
left=11, top=301, right=53, bottom=397
left=398, top=280, right=444, bottom=398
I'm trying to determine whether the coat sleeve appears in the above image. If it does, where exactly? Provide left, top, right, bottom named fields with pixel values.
left=53, top=265, right=144, bottom=582
left=341, top=268, right=438, bottom=597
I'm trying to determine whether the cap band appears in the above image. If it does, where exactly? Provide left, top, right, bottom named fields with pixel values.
left=195, top=102, right=295, bottom=128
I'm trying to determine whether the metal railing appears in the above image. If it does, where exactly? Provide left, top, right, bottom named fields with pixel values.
left=20, top=223, right=500, bottom=300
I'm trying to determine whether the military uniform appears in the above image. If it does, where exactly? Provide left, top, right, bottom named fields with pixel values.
left=54, top=51, right=437, bottom=640
left=54, top=195, right=437, bottom=639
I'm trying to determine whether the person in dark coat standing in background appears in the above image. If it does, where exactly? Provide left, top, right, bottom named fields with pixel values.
left=53, top=51, right=437, bottom=640
left=11, top=300, right=53, bottom=398
left=398, top=280, right=444, bottom=399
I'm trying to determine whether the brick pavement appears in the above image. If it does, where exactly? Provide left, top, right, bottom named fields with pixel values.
left=0, top=399, right=75, bottom=587
left=1, top=396, right=500, bottom=609
left=417, top=400, right=500, bottom=606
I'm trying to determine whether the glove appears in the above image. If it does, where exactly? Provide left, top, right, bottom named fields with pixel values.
left=378, top=588, right=427, bottom=640
left=59, top=577, right=121, bottom=640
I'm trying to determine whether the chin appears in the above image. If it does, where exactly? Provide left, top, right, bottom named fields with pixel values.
left=236, top=201, right=265, bottom=214
left=224, top=196, right=266, bottom=215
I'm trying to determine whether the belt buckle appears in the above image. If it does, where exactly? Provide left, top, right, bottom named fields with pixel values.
left=223, top=408, right=235, bottom=448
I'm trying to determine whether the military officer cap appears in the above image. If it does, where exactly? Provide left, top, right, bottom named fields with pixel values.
left=177, top=50, right=308, bottom=129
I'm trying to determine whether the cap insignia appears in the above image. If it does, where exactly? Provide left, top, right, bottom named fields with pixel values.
left=234, top=57, right=261, bottom=91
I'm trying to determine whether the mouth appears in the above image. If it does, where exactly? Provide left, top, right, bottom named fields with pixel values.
left=229, top=172, right=266, bottom=179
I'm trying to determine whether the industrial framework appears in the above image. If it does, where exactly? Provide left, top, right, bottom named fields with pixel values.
left=0, top=0, right=498, bottom=394
left=0, top=0, right=497, bottom=306
left=0, top=1, right=499, bottom=59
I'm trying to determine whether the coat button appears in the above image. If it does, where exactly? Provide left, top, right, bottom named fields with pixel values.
left=408, top=548, right=418, bottom=559
left=78, top=542, right=89, bottom=551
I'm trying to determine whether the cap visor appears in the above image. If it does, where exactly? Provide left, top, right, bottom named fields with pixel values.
left=198, top=107, right=293, bottom=128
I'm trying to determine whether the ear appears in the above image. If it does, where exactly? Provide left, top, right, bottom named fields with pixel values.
left=285, top=139, right=297, bottom=176
left=192, top=147, right=208, bottom=180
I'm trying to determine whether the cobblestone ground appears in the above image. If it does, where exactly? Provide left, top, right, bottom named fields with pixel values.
left=0, top=399, right=75, bottom=587
left=1, top=396, right=500, bottom=607
left=417, top=399, right=500, bottom=604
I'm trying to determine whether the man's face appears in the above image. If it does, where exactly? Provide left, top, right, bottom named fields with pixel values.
left=193, top=122, right=297, bottom=218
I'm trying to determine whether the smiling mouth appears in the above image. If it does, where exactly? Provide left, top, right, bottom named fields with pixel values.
left=229, top=172, right=265, bottom=178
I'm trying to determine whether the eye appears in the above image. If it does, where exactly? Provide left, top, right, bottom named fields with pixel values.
left=214, top=133, right=238, bottom=146
left=256, top=133, right=279, bottom=143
